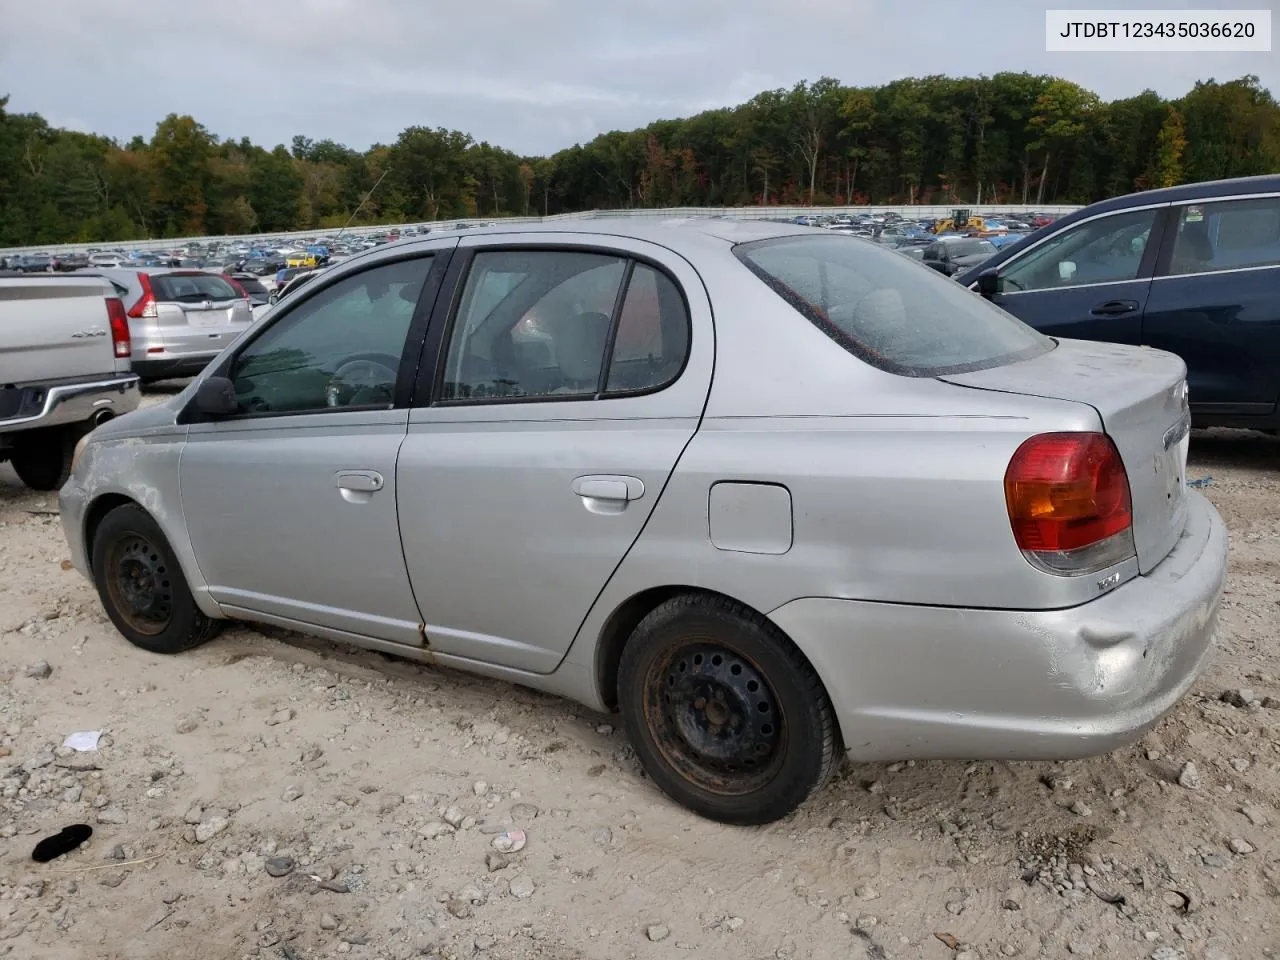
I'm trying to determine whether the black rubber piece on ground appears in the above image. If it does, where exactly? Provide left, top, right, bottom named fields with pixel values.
left=32, top=824, right=93, bottom=862
left=618, top=592, right=841, bottom=825
left=90, top=503, right=221, bottom=655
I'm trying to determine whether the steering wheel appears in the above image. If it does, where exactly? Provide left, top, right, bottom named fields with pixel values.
left=325, top=353, right=401, bottom=408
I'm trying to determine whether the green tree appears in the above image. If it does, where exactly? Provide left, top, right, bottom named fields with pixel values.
left=149, top=114, right=215, bottom=235
left=1147, top=108, right=1188, bottom=188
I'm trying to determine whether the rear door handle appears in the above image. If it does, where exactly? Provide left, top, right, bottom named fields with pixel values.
left=1090, top=299, right=1140, bottom=317
left=572, top=475, right=644, bottom=502
left=335, top=470, right=384, bottom=502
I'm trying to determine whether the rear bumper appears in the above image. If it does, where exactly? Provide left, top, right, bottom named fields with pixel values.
left=769, top=491, right=1228, bottom=762
left=0, top=375, right=141, bottom=436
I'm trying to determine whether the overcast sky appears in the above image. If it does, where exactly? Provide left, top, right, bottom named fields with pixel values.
left=2, top=0, right=1276, bottom=155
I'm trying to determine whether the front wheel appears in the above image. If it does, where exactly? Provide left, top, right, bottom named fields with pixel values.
left=91, top=504, right=220, bottom=654
left=618, top=594, right=841, bottom=825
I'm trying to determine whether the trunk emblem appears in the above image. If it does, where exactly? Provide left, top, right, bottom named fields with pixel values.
left=70, top=328, right=106, bottom=338
left=1096, top=571, right=1121, bottom=592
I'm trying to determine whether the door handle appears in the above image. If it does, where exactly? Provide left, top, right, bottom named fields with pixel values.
left=572, top=475, right=644, bottom=502
left=335, top=470, right=384, bottom=500
left=1090, top=299, right=1140, bottom=317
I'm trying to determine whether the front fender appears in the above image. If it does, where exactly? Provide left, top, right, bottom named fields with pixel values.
left=60, top=426, right=224, bottom=620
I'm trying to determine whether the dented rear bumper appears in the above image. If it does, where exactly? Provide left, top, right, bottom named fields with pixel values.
left=768, top=491, right=1228, bottom=762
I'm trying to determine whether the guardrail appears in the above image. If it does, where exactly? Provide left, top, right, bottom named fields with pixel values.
left=0, top=204, right=1082, bottom=257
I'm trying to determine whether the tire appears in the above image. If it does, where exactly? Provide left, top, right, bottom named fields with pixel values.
left=10, top=426, right=79, bottom=491
left=618, top=593, right=841, bottom=825
left=90, top=504, right=220, bottom=655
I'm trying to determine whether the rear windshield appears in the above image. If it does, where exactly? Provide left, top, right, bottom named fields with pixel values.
left=151, top=273, right=239, bottom=303
left=734, top=235, right=1052, bottom=377
left=234, top=276, right=269, bottom=295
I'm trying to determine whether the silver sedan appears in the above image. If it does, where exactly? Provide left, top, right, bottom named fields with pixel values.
left=59, top=220, right=1228, bottom=824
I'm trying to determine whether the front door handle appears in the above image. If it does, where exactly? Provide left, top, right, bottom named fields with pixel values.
left=1090, top=299, right=1140, bottom=317
left=572, top=475, right=644, bottom=505
left=335, top=470, right=384, bottom=503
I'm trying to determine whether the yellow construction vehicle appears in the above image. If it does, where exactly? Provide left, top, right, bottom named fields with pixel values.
left=932, top=208, right=987, bottom=235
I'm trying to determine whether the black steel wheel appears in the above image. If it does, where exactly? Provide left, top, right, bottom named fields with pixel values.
left=618, top=594, right=840, bottom=825
left=104, top=534, right=174, bottom=636
left=91, top=504, right=220, bottom=654
left=645, top=642, right=786, bottom=796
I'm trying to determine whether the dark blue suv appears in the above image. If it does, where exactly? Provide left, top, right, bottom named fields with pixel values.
left=958, top=175, right=1280, bottom=432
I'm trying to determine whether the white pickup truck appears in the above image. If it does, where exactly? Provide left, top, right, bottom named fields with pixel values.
left=0, top=275, right=141, bottom=490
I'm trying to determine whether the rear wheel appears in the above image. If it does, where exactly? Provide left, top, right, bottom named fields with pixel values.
left=618, top=594, right=840, bottom=825
left=10, top=426, right=79, bottom=491
left=91, top=504, right=220, bottom=654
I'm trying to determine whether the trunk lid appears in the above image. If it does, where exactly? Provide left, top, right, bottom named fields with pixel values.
left=0, top=277, right=120, bottom=384
left=940, top=338, right=1191, bottom=574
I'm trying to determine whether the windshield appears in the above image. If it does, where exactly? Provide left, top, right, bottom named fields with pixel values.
left=950, top=239, right=996, bottom=257
left=734, top=235, right=1052, bottom=377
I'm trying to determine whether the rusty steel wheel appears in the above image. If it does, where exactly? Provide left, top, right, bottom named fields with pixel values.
left=643, top=642, right=786, bottom=797
left=91, top=504, right=220, bottom=655
left=618, top=593, right=841, bottom=825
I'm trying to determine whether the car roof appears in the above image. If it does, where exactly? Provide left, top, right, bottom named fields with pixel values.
left=1081, top=173, right=1280, bottom=215
left=372, top=217, right=818, bottom=259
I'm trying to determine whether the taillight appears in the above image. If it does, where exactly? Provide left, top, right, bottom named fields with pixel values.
left=1004, top=432, right=1135, bottom=575
left=128, top=272, right=158, bottom=319
left=225, top=275, right=250, bottom=301
left=105, top=297, right=131, bottom=359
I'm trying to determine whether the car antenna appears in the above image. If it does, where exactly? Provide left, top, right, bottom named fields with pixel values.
left=335, top=169, right=390, bottom=244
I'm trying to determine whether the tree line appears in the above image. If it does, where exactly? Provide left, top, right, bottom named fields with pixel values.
left=2, top=72, right=1278, bottom=246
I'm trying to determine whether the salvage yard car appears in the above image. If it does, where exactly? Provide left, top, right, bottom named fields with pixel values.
left=960, top=174, right=1280, bottom=433
left=60, top=220, right=1227, bottom=825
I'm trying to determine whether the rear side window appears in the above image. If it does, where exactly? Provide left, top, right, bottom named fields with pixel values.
left=735, top=235, right=1051, bottom=377
left=151, top=273, right=239, bottom=303
left=439, top=250, right=691, bottom=402
left=1168, top=197, right=1280, bottom=274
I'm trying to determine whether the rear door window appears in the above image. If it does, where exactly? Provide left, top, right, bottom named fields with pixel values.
left=151, top=273, right=240, bottom=303
left=735, top=234, right=1051, bottom=377
left=1167, top=196, right=1280, bottom=274
left=439, top=250, right=691, bottom=402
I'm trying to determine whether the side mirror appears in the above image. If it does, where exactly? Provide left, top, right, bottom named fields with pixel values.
left=194, top=376, right=239, bottom=417
left=976, top=268, right=1000, bottom=298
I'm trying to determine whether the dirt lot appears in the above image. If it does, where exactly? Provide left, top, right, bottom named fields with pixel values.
left=1, top=412, right=1278, bottom=960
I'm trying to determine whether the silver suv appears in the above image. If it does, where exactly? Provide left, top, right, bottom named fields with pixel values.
left=79, top=268, right=254, bottom=382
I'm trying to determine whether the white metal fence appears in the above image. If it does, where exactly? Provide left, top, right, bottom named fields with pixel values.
left=0, top=204, right=1082, bottom=257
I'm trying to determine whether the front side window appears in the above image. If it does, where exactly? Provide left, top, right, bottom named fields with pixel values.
left=736, top=234, right=1051, bottom=377
left=228, top=257, right=432, bottom=415
left=1167, top=197, right=1280, bottom=275
left=998, top=208, right=1157, bottom=292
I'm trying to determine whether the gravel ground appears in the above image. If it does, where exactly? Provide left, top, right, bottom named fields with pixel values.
left=0, top=407, right=1277, bottom=960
